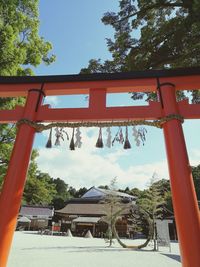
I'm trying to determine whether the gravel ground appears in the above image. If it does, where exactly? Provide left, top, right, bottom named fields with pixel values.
left=7, top=232, right=181, bottom=267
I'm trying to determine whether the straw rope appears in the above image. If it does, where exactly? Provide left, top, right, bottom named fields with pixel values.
left=16, top=114, right=184, bottom=132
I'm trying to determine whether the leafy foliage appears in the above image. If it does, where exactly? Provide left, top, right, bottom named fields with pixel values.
left=192, top=164, right=200, bottom=200
left=83, top=0, right=200, bottom=72
left=101, top=178, right=125, bottom=246
left=0, top=0, right=55, bottom=195
left=137, top=174, right=168, bottom=250
left=0, top=98, right=25, bottom=188
left=23, top=150, right=56, bottom=205
left=0, top=0, right=55, bottom=76
left=51, top=178, right=72, bottom=209
left=101, top=177, right=132, bottom=246
left=81, top=0, right=200, bottom=102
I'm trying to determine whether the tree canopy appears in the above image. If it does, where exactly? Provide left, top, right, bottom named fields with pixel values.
left=0, top=0, right=55, bottom=75
left=0, top=0, right=55, bottom=197
left=192, top=164, right=200, bottom=200
left=23, top=150, right=57, bottom=205
left=81, top=0, right=200, bottom=102
left=0, top=98, right=25, bottom=188
left=82, top=0, right=200, bottom=73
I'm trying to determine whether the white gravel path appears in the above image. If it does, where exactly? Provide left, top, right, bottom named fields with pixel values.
left=7, top=232, right=181, bottom=267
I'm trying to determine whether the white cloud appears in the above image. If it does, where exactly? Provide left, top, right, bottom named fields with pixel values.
left=37, top=128, right=169, bottom=190
left=189, top=148, right=200, bottom=166
left=37, top=128, right=200, bottom=191
left=44, top=96, right=59, bottom=107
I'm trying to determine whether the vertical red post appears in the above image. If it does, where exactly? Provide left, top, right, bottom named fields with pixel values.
left=161, top=83, right=200, bottom=267
left=89, top=88, right=106, bottom=118
left=0, top=89, right=44, bottom=267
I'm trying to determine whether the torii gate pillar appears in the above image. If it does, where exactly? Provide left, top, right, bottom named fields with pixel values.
left=161, top=83, right=200, bottom=267
left=0, top=89, right=44, bottom=267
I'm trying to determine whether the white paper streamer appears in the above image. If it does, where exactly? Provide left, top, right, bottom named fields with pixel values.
left=106, top=127, right=112, bottom=148
left=74, top=127, right=82, bottom=148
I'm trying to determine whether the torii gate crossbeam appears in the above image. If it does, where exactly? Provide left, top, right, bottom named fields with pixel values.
left=0, top=67, right=200, bottom=267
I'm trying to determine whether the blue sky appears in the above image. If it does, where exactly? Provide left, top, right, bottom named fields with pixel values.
left=35, top=0, right=118, bottom=75
left=34, top=1, right=200, bottom=190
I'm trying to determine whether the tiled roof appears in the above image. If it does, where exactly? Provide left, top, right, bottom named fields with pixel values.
left=98, top=188, right=136, bottom=200
left=81, top=187, right=136, bottom=201
left=56, top=203, right=131, bottom=216
left=19, top=205, right=54, bottom=217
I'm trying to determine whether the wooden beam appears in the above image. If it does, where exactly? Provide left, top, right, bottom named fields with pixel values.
left=178, top=100, right=200, bottom=119
left=0, top=67, right=200, bottom=97
left=0, top=99, right=200, bottom=123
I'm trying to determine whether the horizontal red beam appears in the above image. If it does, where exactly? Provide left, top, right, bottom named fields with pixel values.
left=0, top=106, right=23, bottom=123
left=0, top=79, right=157, bottom=97
left=0, top=75, right=200, bottom=97
left=178, top=100, right=200, bottom=119
left=0, top=99, right=199, bottom=123
left=159, top=76, right=200, bottom=91
left=0, top=102, right=161, bottom=123
left=36, top=101, right=162, bottom=122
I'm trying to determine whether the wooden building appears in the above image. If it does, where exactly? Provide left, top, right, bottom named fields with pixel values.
left=55, top=187, right=136, bottom=237
left=18, top=205, right=54, bottom=230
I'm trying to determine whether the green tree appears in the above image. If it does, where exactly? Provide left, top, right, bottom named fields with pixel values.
left=74, top=187, right=88, bottom=198
left=0, top=98, right=25, bottom=188
left=51, top=178, right=72, bottom=209
left=67, top=186, right=88, bottom=199
left=0, top=0, right=55, bottom=189
left=82, top=0, right=200, bottom=103
left=0, top=0, right=55, bottom=76
left=104, top=179, right=151, bottom=249
left=137, top=174, right=166, bottom=250
left=101, top=177, right=122, bottom=247
left=192, top=164, right=200, bottom=200
left=53, top=178, right=71, bottom=199
left=68, top=186, right=77, bottom=198
left=130, top=187, right=143, bottom=198
left=23, top=150, right=56, bottom=205
left=119, top=186, right=142, bottom=197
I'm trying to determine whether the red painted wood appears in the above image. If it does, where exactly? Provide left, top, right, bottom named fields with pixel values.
left=161, top=84, right=200, bottom=267
left=36, top=101, right=162, bottom=122
left=0, top=90, right=44, bottom=267
left=89, top=88, right=106, bottom=111
left=0, top=99, right=199, bottom=123
left=0, top=106, right=24, bottom=123
left=178, top=99, right=200, bottom=119
left=0, top=74, right=200, bottom=97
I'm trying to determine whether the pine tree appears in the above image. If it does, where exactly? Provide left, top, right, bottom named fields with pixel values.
left=138, top=173, right=166, bottom=250
left=101, top=178, right=122, bottom=246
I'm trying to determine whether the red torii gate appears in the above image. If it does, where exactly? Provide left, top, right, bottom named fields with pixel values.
left=0, top=67, right=200, bottom=267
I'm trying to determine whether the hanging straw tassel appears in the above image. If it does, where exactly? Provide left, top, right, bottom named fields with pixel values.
left=69, top=128, right=75, bottom=150
left=96, top=127, right=103, bottom=148
left=46, top=128, right=53, bottom=148
left=124, top=126, right=131, bottom=149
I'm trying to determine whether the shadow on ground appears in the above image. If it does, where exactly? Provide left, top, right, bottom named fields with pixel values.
left=161, top=253, right=181, bottom=263
left=22, top=246, right=133, bottom=252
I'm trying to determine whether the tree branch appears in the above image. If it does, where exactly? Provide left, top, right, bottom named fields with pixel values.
left=114, top=2, right=186, bottom=24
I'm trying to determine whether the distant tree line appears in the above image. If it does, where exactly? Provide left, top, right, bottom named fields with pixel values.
left=1, top=147, right=197, bottom=213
